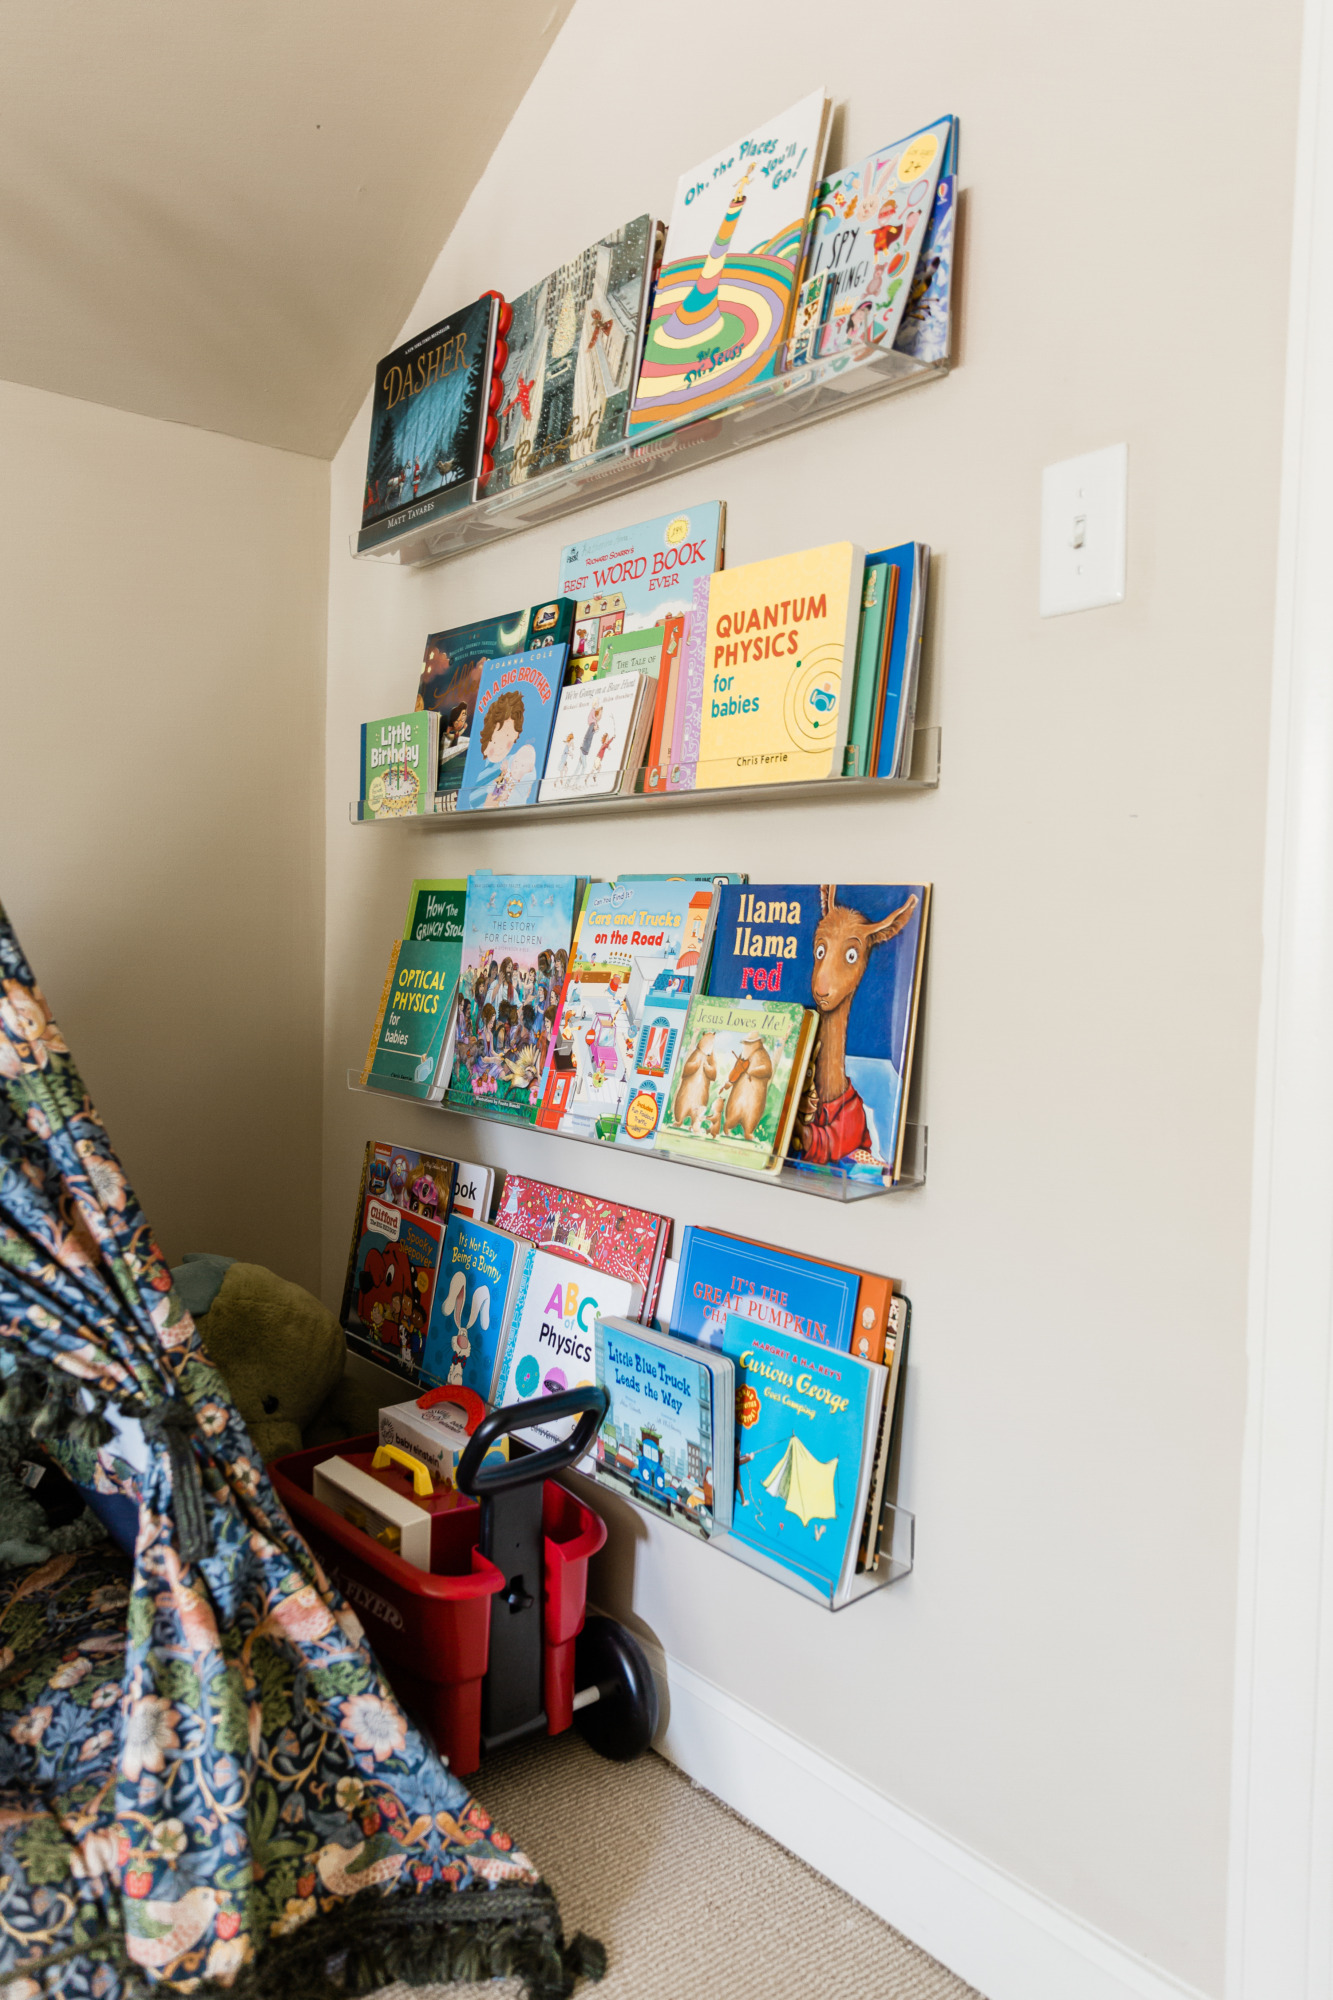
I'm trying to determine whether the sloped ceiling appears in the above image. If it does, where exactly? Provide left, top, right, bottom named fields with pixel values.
left=0, top=0, right=572, bottom=457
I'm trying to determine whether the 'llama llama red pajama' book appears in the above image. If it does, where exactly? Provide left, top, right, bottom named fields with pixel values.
left=705, top=884, right=931, bottom=1187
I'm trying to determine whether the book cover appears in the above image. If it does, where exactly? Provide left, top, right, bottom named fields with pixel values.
left=493, top=1172, right=663, bottom=1314
left=540, top=673, right=648, bottom=801
left=492, top=1248, right=638, bottom=1455
left=694, top=543, right=865, bottom=787
left=447, top=873, right=577, bottom=1121
left=557, top=502, right=724, bottom=680
left=359, top=713, right=438, bottom=818
left=339, top=1140, right=461, bottom=1384
left=802, top=118, right=951, bottom=359
left=596, top=630, right=663, bottom=681
left=593, top=1317, right=734, bottom=1539
left=449, top=1160, right=493, bottom=1223
left=628, top=89, right=829, bottom=435
left=616, top=967, right=693, bottom=1150
left=363, top=938, right=461, bottom=1100
left=787, top=268, right=830, bottom=367
left=656, top=994, right=811, bottom=1173
left=896, top=122, right=957, bottom=364
left=723, top=1313, right=884, bottom=1603
left=358, top=295, right=498, bottom=552
left=492, top=214, right=659, bottom=491
left=419, top=1216, right=530, bottom=1401
left=710, top=1225, right=896, bottom=1365
left=417, top=600, right=571, bottom=799
left=645, top=614, right=685, bottom=782
left=456, top=643, right=568, bottom=810
left=843, top=561, right=895, bottom=778
left=708, top=883, right=929, bottom=1184
left=402, top=878, right=467, bottom=945
left=871, top=544, right=929, bottom=779
left=670, top=1225, right=859, bottom=1352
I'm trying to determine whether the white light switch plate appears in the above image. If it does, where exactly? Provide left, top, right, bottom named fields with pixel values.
left=1040, top=443, right=1127, bottom=617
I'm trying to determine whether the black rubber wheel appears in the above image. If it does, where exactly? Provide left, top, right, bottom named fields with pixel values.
left=572, top=1615, right=659, bottom=1762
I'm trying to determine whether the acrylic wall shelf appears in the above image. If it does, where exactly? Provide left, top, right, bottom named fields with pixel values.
left=350, top=338, right=948, bottom=571
left=350, top=727, right=940, bottom=831
left=347, top=1070, right=926, bottom=1197
left=713, top=1498, right=915, bottom=1604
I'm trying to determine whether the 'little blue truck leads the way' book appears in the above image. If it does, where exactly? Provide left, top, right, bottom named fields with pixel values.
left=593, top=1316, right=734, bottom=1540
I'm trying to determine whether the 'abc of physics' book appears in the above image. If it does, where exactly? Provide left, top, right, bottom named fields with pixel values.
left=358, top=295, right=500, bottom=552
left=593, top=1317, right=734, bottom=1541
left=695, top=543, right=865, bottom=787
left=708, top=883, right=930, bottom=1186
left=558, top=502, right=725, bottom=680
left=492, top=1248, right=640, bottom=1459
left=491, top=214, right=661, bottom=493
left=801, top=117, right=952, bottom=359
left=628, top=90, right=830, bottom=436
left=447, top=874, right=578, bottom=1123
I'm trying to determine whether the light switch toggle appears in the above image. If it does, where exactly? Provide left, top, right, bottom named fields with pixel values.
left=1040, top=444, right=1126, bottom=616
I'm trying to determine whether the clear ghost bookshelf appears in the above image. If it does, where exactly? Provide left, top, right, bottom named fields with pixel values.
left=346, top=1070, right=927, bottom=1198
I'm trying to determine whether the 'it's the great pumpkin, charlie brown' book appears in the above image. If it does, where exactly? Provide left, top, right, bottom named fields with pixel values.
left=655, top=994, right=814, bottom=1175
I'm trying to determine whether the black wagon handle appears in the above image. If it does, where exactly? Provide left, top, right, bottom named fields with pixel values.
left=455, top=1385, right=608, bottom=1497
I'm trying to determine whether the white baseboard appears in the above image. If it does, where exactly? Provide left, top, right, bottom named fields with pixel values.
left=643, top=1641, right=1210, bottom=2000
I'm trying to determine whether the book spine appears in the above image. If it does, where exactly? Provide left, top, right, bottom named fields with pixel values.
left=844, top=563, right=892, bottom=777
left=360, top=941, right=402, bottom=1084
left=889, top=884, right=930, bottom=1182
left=667, top=579, right=710, bottom=789
left=849, top=1271, right=892, bottom=1366
left=891, top=547, right=930, bottom=778
left=337, top=1141, right=375, bottom=1329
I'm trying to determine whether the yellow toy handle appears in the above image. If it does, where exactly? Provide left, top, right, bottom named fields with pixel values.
left=372, top=1445, right=434, bottom=1499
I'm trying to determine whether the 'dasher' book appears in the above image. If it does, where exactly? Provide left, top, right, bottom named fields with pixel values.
left=358, top=294, right=502, bottom=552
left=656, top=994, right=814, bottom=1175
left=801, top=117, right=952, bottom=360
left=358, top=712, right=439, bottom=819
left=708, top=883, right=930, bottom=1185
left=721, top=1313, right=885, bottom=1608
left=593, top=1316, right=734, bottom=1540
left=628, top=90, right=830, bottom=436
left=416, top=600, right=572, bottom=801
left=447, top=873, right=578, bottom=1122
left=694, top=543, right=865, bottom=788
left=492, top=214, right=661, bottom=492
left=557, top=502, right=725, bottom=680
left=338, top=1141, right=460, bottom=1385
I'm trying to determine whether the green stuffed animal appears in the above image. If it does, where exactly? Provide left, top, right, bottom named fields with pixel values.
left=174, top=1254, right=355, bottom=1462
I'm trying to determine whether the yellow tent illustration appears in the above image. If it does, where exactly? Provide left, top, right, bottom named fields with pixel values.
left=761, top=1435, right=838, bottom=1527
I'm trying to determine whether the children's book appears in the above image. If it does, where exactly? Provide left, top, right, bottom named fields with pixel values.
left=338, top=1141, right=461, bottom=1384
left=645, top=614, right=685, bottom=784
left=449, top=1160, right=494, bottom=1223
left=721, top=1313, right=886, bottom=1607
left=419, top=1217, right=532, bottom=1400
left=492, top=1249, right=639, bottom=1458
left=870, top=543, right=929, bottom=779
left=628, top=90, right=830, bottom=435
left=666, top=575, right=711, bottom=791
left=842, top=561, right=895, bottom=778
left=361, top=938, right=461, bottom=1100
left=801, top=118, right=952, bottom=360
left=539, top=673, right=651, bottom=802
left=447, top=873, right=577, bottom=1122
left=857, top=1292, right=910, bottom=1571
left=596, top=630, right=663, bottom=682
left=694, top=543, right=865, bottom=787
left=492, top=215, right=661, bottom=491
left=896, top=119, right=957, bottom=364
left=669, top=1225, right=860, bottom=1352
left=402, top=878, right=467, bottom=946
left=615, top=967, right=693, bottom=1150
left=557, top=502, right=725, bottom=680
left=453, top=643, right=569, bottom=811
left=787, top=268, right=830, bottom=367
left=492, top=1173, right=666, bottom=1319
left=593, top=1317, right=734, bottom=1539
left=707, top=883, right=930, bottom=1185
left=358, top=713, right=439, bottom=819
left=417, top=601, right=572, bottom=800
left=358, top=295, right=500, bottom=552
left=708, top=1227, right=897, bottom=1364
left=656, top=995, right=814, bottom=1174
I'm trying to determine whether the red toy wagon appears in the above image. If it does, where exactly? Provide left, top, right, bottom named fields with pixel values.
left=272, top=1387, right=657, bottom=1777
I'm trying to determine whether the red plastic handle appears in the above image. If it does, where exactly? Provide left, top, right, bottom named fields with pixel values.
left=417, top=1384, right=487, bottom=1434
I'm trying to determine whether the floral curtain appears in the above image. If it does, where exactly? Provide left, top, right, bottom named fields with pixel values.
left=0, top=904, right=601, bottom=1999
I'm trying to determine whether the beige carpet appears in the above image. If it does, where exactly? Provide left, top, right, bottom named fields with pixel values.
left=372, top=1731, right=981, bottom=2000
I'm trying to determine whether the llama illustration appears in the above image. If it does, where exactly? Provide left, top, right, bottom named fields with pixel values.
left=800, top=886, right=918, bottom=1165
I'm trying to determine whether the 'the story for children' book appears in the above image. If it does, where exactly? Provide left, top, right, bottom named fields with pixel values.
left=629, top=90, right=830, bottom=434
left=557, top=502, right=725, bottom=680
left=447, top=873, right=578, bottom=1122
left=456, top=644, right=569, bottom=810
left=593, top=1317, right=734, bottom=1540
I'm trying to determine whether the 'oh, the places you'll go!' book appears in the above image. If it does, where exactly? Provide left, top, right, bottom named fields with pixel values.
left=629, top=90, right=830, bottom=434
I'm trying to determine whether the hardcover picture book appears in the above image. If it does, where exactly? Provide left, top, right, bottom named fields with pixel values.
left=722, top=1313, right=886, bottom=1607
left=456, top=643, right=569, bottom=810
left=358, top=712, right=439, bottom=819
left=557, top=502, right=725, bottom=679
left=492, top=1248, right=639, bottom=1458
left=492, top=214, right=661, bottom=492
left=540, top=672, right=651, bottom=802
left=628, top=89, right=830, bottom=435
left=447, top=873, right=578, bottom=1122
left=360, top=937, right=461, bottom=1101
left=707, top=883, right=930, bottom=1184
left=802, top=118, right=952, bottom=359
left=871, top=542, right=929, bottom=779
left=338, top=1141, right=461, bottom=1383
left=418, top=1216, right=531, bottom=1401
left=417, top=609, right=533, bottom=799
left=593, top=1317, right=734, bottom=1540
left=493, top=1172, right=666, bottom=1317
left=695, top=542, right=865, bottom=787
left=669, top=1225, right=860, bottom=1352
left=896, top=119, right=957, bottom=364
left=358, top=294, right=500, bottom=552
left=656, top=995, right=814, bottom=1175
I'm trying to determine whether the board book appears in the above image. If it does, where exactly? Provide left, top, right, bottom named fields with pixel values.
left=492, top=1248, right=639, bottom=1459
left=707, top=883, right=930, bottom=1185
left=417, top=600, right=572, bottom=800
left=338, top=1141, right=460, bottom=1385
left=418, top=1217, right=531, bottom=1401
left=593, top=1317, right=734, bottom=1540
left=628, top=90, right=830, bottom=435
left=802, top=117, right=951, bottom=360
left=358, top=294, right=500, bottom=552
left=871, top=543, right=929, bottom=779
left=360, top=937, right=461, bottom=1101
left=358, top=712, right=438, bottom=819
left=656, top=994, right=814, bottom=1174
left=557, top=502, right=725, bottom=681
left=447, top=873, right=578, bottom=1122
left=455, top=642, right=569, bottom=811
left=843, top=560, right=896, bottom=778
left=492, top=214, right=661, bottom=491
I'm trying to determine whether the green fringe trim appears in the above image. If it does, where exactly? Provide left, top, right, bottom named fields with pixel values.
left=196, top=1880, right=605, bottom=2000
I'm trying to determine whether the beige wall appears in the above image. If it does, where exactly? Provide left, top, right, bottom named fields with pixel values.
left=0, top=378, right=329, bottom=1289
left=322, top=3, right=1299, bottom=1990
